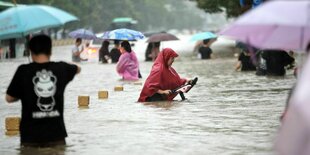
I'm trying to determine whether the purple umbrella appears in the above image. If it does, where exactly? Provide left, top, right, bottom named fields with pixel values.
left=69, top=28, right=97, bottom=40
left=220, top=0, right=310, bottom=51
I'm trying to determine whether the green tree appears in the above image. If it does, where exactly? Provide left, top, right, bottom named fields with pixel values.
left=3, top=0, right=205, bottom=32
left=194, top=0, right=264, bottom=18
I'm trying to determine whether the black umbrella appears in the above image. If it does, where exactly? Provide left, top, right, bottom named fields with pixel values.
left=146, top=32, right=179, bottom=43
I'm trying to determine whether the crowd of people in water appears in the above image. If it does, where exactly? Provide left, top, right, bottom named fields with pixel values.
left=5, top=34, right=196, bottom=147
left=5, top=34, right=310, bottom=154
left=234, top=42, right=295, bottom=77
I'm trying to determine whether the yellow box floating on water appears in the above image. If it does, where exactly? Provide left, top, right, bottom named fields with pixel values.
left=114, top=86, right=124, bottom=91
left=133, top=82, right=143, bottom=85
left=98, top=91, right=108, bottom=99
left=5, top=130, right=19, bottom=136
left=78, top=96, right=89, bottom=107
left=5, top=117, right=20, bottom=131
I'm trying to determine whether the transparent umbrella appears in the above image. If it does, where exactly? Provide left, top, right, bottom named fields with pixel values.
left=99, top=28, right=145, bottom=41
left=69, top=28, right=97, bottom=40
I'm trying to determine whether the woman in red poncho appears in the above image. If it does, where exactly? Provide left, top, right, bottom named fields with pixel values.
left=138, top=48, right=188, bottom=102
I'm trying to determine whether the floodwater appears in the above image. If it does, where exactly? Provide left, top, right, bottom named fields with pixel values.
left=0, top=42, right=296, bottom=155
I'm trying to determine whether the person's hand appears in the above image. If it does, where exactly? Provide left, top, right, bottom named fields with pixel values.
left=162, top=90, right=172, bottom=95
left=104, top=55, right=110, bottom=60
left=81, top=58, right=88, bottom=61
left=186, top=79, right=193, bottom=85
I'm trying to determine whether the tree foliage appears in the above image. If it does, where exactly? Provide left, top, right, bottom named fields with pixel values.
left=195, top=0, right=244, bottom=18
left=4, top=0, right=205, bottom=32
left=194, top=0, right=267, bottom=18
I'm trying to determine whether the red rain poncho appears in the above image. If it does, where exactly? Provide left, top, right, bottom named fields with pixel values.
left=138, top=48, right=186, bottom=102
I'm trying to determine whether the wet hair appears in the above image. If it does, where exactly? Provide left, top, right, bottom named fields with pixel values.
left=154, top=42, right=160, bottom=47
left=121, top=41, right=132, bottom=53
left=76, top=38, right=82, bottom=43
left=114, top=40, right=120, bottom=45
left=102, top=40, right=109, bottom=47
left=203, top=39, right=210, bottom=45
left=28, top=34, right=52, bottom=55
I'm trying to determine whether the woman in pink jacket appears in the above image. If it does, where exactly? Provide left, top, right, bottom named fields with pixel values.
left=116, top=41, right=139, bottom=80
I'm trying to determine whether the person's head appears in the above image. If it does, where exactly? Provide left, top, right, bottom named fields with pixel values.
left=85, top=42, right=90, bottom=47
left=102, top=40, right=109, bottom=47
left=29, top=34, right=52, bottom=56
left=76, top=38, right=82, bottom=46
left=161, top=48, right=178, bottom=67
left=154, top=42, right=160, bottom=48
left=114, top=40, right=120, bottom=46
left=120, top=41, right=132, bottom=53
left=203, top=39, right=210, bottom=45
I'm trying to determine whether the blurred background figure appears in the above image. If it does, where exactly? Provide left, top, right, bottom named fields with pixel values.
left=72, top=38, right=84, bottom=62
left=261, top=50, right=295, bottom=76
left=255, top=50, right=267, bottom=76
left=116, top=41, right=139, bottom=80
left=99, top=40, right=110, bottom=63
left=151, top=42, right=160, bottom=61
left=198, top=39, right=213, bottom=59
left=286, top=50, right=296, bottom=70
left=145, top=43, right=153, bottom=61
left=110, top=40, right=121, bottom=63
left=235, top=48, right=256, bottom=71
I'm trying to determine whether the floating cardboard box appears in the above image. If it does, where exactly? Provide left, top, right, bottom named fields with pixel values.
left=114, top=86, right=124, bottom=91
left=98, top=91, right=108, bottom=99
left=5, top=117, right=20, bottom=131
left=5, top=130, right=19, bottom=136
left=133, top=82, right=143, bottom=85
left=78, top=96, right=89, bottom=107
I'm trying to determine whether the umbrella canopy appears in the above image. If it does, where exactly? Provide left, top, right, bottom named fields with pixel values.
left=100, top=28, right=145, bottom=41
left=220, top=1, right=310, bottom=51
left=69, top=28, right=97, bottom=40
left=0, top=5, right=78, bottom=40
left=190, top=32, right=217, bottom=41
left=146, top=32, right=179, bottom=42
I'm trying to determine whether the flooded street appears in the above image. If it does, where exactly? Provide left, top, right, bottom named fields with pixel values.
left=0, top=43, right=296, bottom=155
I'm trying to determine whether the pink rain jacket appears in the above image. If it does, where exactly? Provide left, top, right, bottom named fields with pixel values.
left=116, top=51, right=139, bottom=80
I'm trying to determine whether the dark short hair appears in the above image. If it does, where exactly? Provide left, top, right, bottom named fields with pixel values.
left=76, top=38, right=82, bottom=43
left=203, top=39, right=210, bottom=44
left=29, top=34, right=52, bottom=55
left=102, top=40, right=110, bottom=46
left=121, top=41, right=132, bottom=53
left=114, top=40, right=120, bottom=45
left=154, top=42, right=160, bottom=47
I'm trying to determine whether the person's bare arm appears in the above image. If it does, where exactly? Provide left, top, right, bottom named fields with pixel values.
left=157, top=89, right=171, bottom=95
left=235, top=61, right=241, bottom=71
left=76, top=65, right=81, bottom=74
left=5, top=94, right=19, bottom=103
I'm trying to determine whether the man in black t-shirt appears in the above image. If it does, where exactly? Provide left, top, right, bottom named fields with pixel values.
left=198, top=39, right=213, bottom=59
left=6, top=34, right=81, bottom=147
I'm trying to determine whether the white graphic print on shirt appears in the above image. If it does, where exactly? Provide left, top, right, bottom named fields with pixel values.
left=32, top=69, right=60, bottom=118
